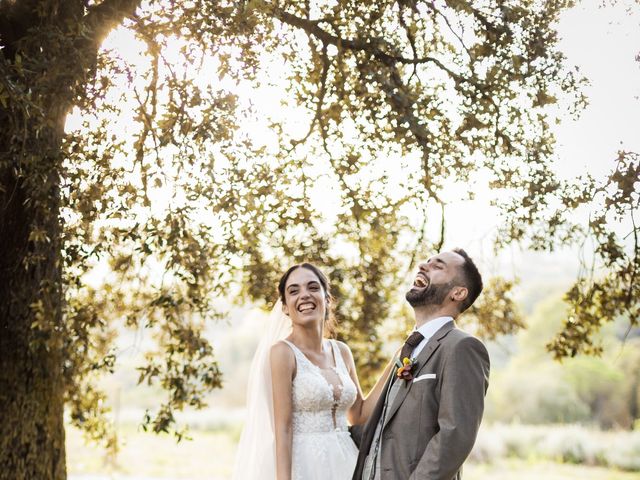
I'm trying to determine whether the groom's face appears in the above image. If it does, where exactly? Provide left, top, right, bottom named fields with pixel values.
left=406, top=252, right=464, bottom=308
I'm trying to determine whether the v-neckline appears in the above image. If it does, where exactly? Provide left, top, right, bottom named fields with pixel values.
left=286, top=339, right=346, bottom=429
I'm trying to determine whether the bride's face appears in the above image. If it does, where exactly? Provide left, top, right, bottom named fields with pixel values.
left=282, top=267, right=327, bottom=328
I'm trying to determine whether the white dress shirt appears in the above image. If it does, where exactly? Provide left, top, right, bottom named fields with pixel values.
left=411, top=316, right=454, bottom=358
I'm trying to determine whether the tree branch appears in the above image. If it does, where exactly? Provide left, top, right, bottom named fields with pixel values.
left=425, top=1, right=471, bottom=58
left=405, top=202, right=428, bottom=276
left=0, top=1, right=41, bottom=59
left=275, top=9, right=443, bottom=68
left=289, top=43, right=331, bottom=150
left=83, top=0, right=142, bottom=48
left=396, top=1, right=420, bottom=81
left=368, top=61, right=442, bottom=201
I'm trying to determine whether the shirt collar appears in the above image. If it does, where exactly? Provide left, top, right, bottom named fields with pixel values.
left=415, top=316, right=454, bottom=343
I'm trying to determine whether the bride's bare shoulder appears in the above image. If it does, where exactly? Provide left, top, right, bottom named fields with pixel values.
left=270, top=340, right=295, bottom=364
left=270, top=341, right=296, bottom=381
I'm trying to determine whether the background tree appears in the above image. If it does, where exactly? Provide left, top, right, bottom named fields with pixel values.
left=497, top=150, right=639, bottom=359
left=486, top=293, right=640, bottom=429
left=0, top=0, right=612, bottom=478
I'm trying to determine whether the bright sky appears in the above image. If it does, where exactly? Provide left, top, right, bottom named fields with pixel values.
left=443, top=0, right=640, bottom=284
left=554, top=0, right=640, bottom=179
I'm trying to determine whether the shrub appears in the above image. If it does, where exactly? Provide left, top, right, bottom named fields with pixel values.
left=605, top=430, right=640, bottom=471
left=471, top=423, right=640, bottom=472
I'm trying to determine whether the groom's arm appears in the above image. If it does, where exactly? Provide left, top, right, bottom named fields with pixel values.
left=340, top=341, right=398, bottom=426
left=409, top=336, right=490, bottom=480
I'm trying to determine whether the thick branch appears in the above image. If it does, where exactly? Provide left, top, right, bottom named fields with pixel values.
left=83, top=0, right=142, bottom=48
left=276, top=9, right=442, bottom=67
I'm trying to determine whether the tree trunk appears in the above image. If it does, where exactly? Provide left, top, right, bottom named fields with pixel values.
left=0, top=111, right=67, bottom=479
left=0, top=2, right=142, bottom=478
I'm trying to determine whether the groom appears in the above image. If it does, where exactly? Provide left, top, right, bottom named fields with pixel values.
left=353, top=248, right=490, bottom=480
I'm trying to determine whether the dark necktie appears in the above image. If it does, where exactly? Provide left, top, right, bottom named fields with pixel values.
left=399, top=330, right=425, bottom=362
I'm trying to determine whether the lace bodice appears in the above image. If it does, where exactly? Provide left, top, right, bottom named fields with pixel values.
left=282, top=339, right=357, bottom=435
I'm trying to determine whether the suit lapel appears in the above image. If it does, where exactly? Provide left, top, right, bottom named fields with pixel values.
left=412, top=321, right=455, bottom=376
left=382, top=321, right=455, bottom=429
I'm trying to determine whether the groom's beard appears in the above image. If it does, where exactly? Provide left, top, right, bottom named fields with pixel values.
left=406, top=280, right=454, bottom=308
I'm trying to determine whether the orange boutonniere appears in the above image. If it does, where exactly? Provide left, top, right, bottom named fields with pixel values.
left=396, top=357, right=417, bottom=382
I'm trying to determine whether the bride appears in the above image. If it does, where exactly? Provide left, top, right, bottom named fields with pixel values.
left=233, top=263, right=395, bottom=480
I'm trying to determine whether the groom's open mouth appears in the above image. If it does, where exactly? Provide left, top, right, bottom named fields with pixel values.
left=297, top=302, right=316, bottom=313
left=412, top=273, right=429, bottom=290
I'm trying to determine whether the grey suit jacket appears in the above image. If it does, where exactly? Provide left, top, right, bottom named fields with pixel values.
left=352, top=322, right=490, bottom=480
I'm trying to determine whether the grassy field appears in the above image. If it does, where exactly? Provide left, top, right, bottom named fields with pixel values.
left=66, top=423, right=640, bottom=480
left=466, top=460, right=640, bottom=480
left=66, top=424, right=236, bottom=480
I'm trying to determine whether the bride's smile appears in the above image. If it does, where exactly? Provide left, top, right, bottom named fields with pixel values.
left=297, top=302, right=316, bottom=313
left=282, top=267, right=327, bottom=327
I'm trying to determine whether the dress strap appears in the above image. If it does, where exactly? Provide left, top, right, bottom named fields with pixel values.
left=281, top=339, right=300, bottom=356
left=282, top=339, right=320, bottom=369
left=282, top=339, right=340, bottom=371
left=329, top=340, right=349, bottom=374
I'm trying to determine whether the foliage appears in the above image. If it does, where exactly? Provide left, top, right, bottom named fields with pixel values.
left=0, top=0, right=595, bottom=456
left=497, top=149, right=640, bottom=358
left=486, top=294, right=640, bottom=429
left=463, top=277, right=525, bottom=339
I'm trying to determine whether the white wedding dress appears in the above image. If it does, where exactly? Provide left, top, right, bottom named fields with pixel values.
left=282, top=339, right=359, bottom=480
left=232, top=304, right=359, bottom=480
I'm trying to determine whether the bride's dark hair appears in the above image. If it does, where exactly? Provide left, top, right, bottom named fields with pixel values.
left=278, top=263, right=337, bottom=338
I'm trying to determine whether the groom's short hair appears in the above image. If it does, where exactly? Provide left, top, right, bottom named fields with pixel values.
left=452, top=248, right=483, bottom=312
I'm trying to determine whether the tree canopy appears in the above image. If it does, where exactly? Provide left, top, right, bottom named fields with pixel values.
left=0, top=0, right=637, bottom=477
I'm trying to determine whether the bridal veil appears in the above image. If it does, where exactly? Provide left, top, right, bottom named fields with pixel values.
left=232, top=301, right=291, bottom=480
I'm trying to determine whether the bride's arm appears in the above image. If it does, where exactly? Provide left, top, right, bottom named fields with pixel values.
left=337, top=342, right=398, bottom=425
left=271, top=342, right=296, bottom=480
